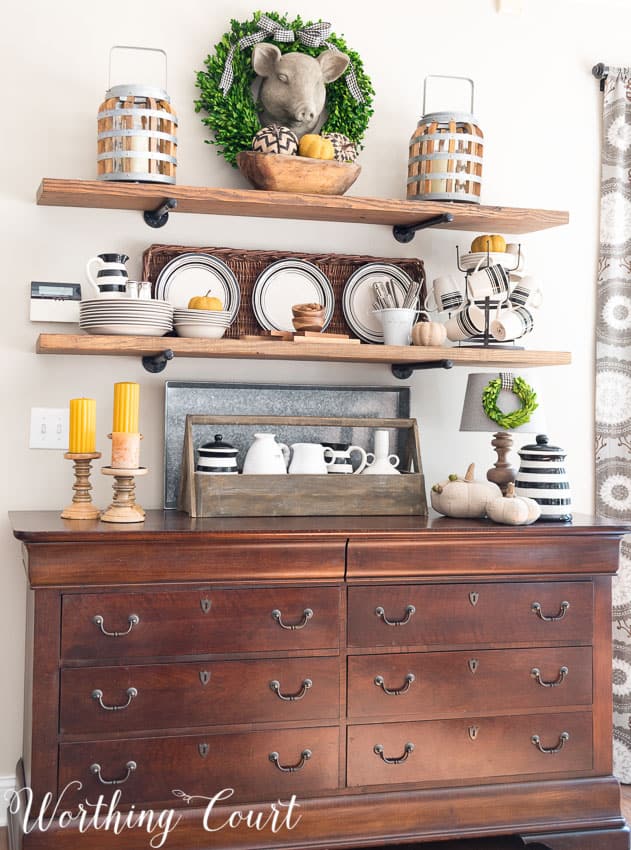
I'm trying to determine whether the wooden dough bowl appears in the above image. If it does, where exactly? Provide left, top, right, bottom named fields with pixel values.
left=237, top=150, right=361, bottom=195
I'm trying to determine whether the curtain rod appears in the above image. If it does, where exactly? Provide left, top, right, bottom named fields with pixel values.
left=592, top=63, right=609, bottom=91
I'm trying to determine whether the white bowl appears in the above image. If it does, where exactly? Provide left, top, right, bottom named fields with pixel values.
left=174, top=308, right=232, bottom=319
left=175, top=323, right=227, bottom=339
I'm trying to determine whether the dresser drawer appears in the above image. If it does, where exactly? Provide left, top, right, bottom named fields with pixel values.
left=59, top=726, right=339, bottom=806
left=347, top=647, right=592, bottom=720
left=348, top=582, right=592, bottom=647
left=61, top=656, right=340, bottom=734
left=347, top=711, right=592, bottom=787
left=61, top=586, right=341, bottom=659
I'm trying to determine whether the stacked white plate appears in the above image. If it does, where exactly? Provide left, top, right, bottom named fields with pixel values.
left=79, top=299, right=174, bottom=336
left=173, top=308, right=234, bottom=339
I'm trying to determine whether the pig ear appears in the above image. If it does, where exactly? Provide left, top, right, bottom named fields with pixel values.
left=317, top=49, right=350, bottom=83
left=252, top=43, right=281, bottom=77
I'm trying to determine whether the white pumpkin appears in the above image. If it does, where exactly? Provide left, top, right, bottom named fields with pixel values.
left=431, top=463, right=501, bottom=518
left=487, top=482, right=541, bottom=525
left=412, top=320, right=447, bottom=347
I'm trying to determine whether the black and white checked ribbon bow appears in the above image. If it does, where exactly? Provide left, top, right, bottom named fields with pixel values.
left=500, top=372, right=514, bottom=391
left=219, top=15, right=364, bottom=103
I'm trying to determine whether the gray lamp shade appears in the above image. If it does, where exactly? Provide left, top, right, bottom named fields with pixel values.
left=459, top=372, right=547, bottom=434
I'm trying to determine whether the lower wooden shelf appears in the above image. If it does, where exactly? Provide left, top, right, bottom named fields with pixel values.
left=36, top=333, right=572, bottom=369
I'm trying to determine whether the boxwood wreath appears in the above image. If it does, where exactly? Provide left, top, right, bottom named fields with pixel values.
left=195, top=11, right=375, bottom=167
left=481, top=376, right=538, bottom=430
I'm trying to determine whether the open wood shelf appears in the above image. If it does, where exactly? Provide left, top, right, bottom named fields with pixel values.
left=36, top=179, right=569, bottom=234
left=36, top=333, right=571, bottom=369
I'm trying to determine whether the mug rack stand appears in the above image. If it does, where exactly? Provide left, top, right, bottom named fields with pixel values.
left=453, top=243, right=525, bottom=350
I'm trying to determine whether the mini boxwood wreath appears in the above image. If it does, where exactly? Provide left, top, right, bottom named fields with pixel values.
left=482, top=376, right=538, bottom=430
left=195, top=11, right=375, bottom=167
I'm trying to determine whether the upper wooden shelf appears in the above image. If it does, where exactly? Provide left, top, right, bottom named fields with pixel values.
left=36, top=334, right=571, bottom=375
left=36, top=179, right=569, bottom=234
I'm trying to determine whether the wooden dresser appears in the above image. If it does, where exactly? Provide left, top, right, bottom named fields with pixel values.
left=8, top=511, right=630, bottom=850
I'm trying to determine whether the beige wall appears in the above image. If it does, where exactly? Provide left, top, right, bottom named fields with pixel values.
left=0, top=0, right=623, bottom=776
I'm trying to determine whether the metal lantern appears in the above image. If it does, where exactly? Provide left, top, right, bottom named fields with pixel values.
left=97, top=46, right=177, bottom=184
left=407, top=75, right=483, bottom=203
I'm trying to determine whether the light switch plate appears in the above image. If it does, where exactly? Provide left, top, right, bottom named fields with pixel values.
left=29, top=408, right=69, bottom=450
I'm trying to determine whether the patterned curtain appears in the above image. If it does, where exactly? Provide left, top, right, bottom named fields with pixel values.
left=596, top=67, right=631, bottom=781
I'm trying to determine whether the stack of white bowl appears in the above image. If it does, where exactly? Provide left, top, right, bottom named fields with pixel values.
left=173, top=308, right=234, bottom=339
left=79, top=299, right=173, bottom=336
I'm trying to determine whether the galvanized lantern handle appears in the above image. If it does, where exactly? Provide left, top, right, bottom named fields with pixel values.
left=108, top=46, right=168, bottom=91
left=422, top=75, right=475, bottom=115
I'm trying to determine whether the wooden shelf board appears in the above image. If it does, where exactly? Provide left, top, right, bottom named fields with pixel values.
left=36, top=179, right=569, bottom=234
left=36, top=334, right=572, bottom=368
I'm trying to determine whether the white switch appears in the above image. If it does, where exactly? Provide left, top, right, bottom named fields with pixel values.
left=497, top=0, right=522, bottom=13
left=29, top=408, right=69, bottom=450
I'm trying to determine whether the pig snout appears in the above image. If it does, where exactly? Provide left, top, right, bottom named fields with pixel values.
left=294, top=104, right=316, bottom=124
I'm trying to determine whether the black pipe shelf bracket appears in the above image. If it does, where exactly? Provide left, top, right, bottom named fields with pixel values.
left=143, top=198, right=177, bottom=228
left=142, top=349, right=174, bottom=373
left=391, top=359, right=453, bottom=380
left=392, top=212, right=455, bottom=243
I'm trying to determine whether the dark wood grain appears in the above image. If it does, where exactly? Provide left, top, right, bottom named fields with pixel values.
left=61, top=586, right=341, bottom=659
left=13, top=778, right=625, bottom=849
left=347, top=582, right=593, bottom=648
left=347, top=647, right=592, bottom=720
left=36, top=178, right=569, bottom=233
left=11, top=511, right=629, bottom=850
left=60, top=656, right=340, bottom=734
left=59, top=727, right=340, bottom=806
left=346, top=712, right=593, bottom=787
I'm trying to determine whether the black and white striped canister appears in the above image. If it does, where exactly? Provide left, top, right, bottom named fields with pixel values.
left=514, top=434, right=572, bottom=522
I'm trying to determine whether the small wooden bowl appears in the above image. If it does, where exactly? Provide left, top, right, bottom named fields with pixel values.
left=292, top=316, right=325, bottom=333
left=237, top=151, right=361, bottom=196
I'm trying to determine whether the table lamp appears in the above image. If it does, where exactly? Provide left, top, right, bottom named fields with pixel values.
left=459, top=371, right=546, bottom=494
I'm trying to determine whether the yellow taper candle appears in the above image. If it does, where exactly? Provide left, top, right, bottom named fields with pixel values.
left=68, top=398, right=96, bottom=453
left=112, top=382, right=140, bottom=434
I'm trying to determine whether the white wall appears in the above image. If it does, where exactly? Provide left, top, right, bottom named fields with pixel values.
left=0, top=0, right=624, bottom=779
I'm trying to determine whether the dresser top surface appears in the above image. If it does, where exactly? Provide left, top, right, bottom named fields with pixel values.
left=9, top=509, right=629, bottom=544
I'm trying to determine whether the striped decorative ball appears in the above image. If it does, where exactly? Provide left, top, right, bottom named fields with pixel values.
left=252, top=125, right=299, bottom=156
left=322, top=133, right=359, bottom=163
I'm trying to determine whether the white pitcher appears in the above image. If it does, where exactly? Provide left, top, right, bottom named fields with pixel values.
left=288, top=443, right=335, bottom=474
left=242, top=433, right=289, bottom=474
left=84, top=252, right=130, bottom=299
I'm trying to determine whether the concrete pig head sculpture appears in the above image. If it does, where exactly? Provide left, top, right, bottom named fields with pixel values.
left=252, top=43, right=350, bottom=137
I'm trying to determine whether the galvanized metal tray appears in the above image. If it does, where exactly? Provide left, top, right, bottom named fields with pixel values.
left=164, top=382, right=410, bottom=509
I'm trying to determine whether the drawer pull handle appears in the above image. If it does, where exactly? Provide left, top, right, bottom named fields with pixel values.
left=531, top=666, right=569, bottom=688
left=90, top=760, right=137, bottom=785
left=91, top=687, right=138, bottom=711
left=374, top=673, right=416, bottom=696
left=268, top=749, right=312, bottom=773
left=531, top=731, right=570, bottom=754
left=373, top=742, right=415, bottom=765
left=92, top=613, right=140, bottom=637
left=270, top=678, right=313, bottom=701
left=375, top=605, right=416, bottom=626
left=531, top=601, right=570, bottom=622
left=271, top=608, right=313, bottom=630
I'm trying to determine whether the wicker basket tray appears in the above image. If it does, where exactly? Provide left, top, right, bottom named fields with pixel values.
left=142, top=244, right=426, bottom=339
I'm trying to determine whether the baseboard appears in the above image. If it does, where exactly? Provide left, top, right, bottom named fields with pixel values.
left=0, top=776, right=15, bottom=828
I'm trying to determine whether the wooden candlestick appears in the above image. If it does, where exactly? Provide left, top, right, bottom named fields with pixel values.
left=100, top=466, right=148, bottom=524
left=487, top=431, right=516, bottom=495
left=61, top=452, right=102, bottom=520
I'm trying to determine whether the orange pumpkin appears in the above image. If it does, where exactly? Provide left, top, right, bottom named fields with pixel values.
left=470, top=234, right=506, bottom=253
